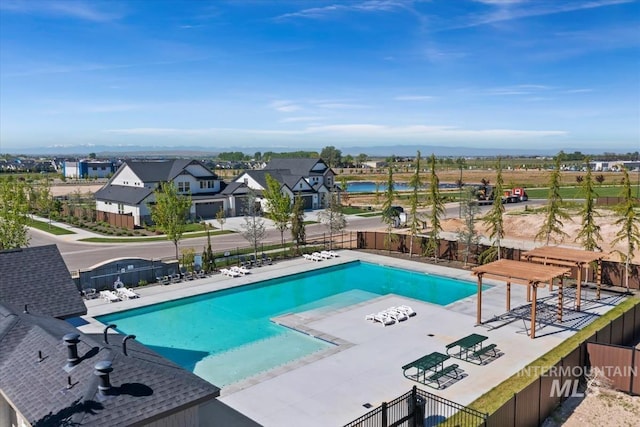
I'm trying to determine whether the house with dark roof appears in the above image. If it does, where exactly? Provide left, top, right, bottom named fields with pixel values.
left=0, top=245, right=261, bottom=427
left=0, top=245, right=86, bottom=319
left=0, top=303, right=221, bottom=426
left=94, top=160, right=225, bottom=227
left=233, top=158, right=338, bottom=213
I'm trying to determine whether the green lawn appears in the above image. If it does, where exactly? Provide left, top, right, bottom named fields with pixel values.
left=525, top=184, right=639, bottom=200
left=79, top=229, right=233, bottom=243
left=27, top=218, right=75, bottom=235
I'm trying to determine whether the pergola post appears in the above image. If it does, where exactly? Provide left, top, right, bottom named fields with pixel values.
left=576, top=264, right=583, bottom=312
left=557, top=277, right=563, bottom=323
left=596, top=261, right=602, bottom=300
left=530, top=283, right=538, bottom=339
left=527, top=284, right=531, bottom=302
left=506, top=282, right=511, bottom=312
left=476, top=274, right=483, bottom=325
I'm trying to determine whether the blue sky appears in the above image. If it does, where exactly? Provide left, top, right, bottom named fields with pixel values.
left=1, top=0, right=639, bottom=154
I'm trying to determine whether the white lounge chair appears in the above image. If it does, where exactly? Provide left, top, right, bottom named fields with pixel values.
left=303, top=254, right=320, bottom=262
left=365, top=313, right=395, bottom=326
left=100, top=290, right=120, bottom=303
left=396, top=305, right=417, bottom=317
left=117, top=288, right=140, bottom=299
left=231, top=266, right=250, bottom=275
left=311, top=252, right=324, bottom=261
left=321, top=250, right=339, bottom=258
left=384, top=308, right=408, bottom=322
left=318, top=251, right=332, bottom=259
left=221, top=268, right=241, bottom=278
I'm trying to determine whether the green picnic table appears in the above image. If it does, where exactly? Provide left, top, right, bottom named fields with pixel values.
left=402, top=351, right=460, bottom=388
left=446, top=333, right=494, bottom=361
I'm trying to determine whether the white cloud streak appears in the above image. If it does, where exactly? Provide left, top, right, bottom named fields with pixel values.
left=274, top=0, right=413, bottom=21
left=0, top=0, right=122, bottom=22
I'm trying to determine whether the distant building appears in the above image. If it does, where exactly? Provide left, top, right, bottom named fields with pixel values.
left=590, top=160, right=640, bottom=172
left=64, top=159, right=116, bottom=179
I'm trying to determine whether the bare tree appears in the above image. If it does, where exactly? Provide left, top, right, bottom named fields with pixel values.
left=318, top=191, right=346, bottom=251
left=241, top=189, right=267, bottom=261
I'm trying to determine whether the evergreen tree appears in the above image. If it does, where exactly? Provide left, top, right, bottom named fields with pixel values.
left=480, top=158, right=505, bottom=263
left=149, top=181, right=192, bottom=260
left=457, top=188, right=480, bottom=266
left=380, top=166, right=398, bottom=252
left=576, top=158, right=602, bottom=251
left=408, top=151, right=423, bottom=257
left=611, top=169, right=640, bottom=292
left=424, top=154, right=445, bottom=262
left=201, top=222, right=215, bottom=273
left=535, top=153, right=570, bottom=245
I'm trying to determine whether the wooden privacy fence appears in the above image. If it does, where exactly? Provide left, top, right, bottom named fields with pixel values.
left=356, top=231, right=640, bottom=289
left=96, top=211, right=135, bottom=230
left=486, top=300, right=640, bottom=427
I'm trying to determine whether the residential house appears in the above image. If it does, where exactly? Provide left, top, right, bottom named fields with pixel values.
left=233, top=158, right=338, bottom=214
left=0, top=245, right=242, bottom=427
left=94, top=160, right=225, bottom=227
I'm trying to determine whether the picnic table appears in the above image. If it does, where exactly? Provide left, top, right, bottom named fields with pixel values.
left=402, top=351, right=450, bottom=384
left=446, top=333, right=491, bottom=361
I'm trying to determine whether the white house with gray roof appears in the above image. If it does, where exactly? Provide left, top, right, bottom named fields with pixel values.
left=234, top=158, right=338, bottom=212
left=95, top=160, right=225, bottom=227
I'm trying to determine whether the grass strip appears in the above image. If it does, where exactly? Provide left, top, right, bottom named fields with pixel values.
left=79, top=230, right=233, bottom=243
left=467, top=296, right=640, bottom=415
left=27, top=218, right=75, bottom=235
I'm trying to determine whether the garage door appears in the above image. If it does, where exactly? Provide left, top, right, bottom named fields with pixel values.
left=302, top=196, right=313, bottom=209
left=195, top=201, right=223, bottom=219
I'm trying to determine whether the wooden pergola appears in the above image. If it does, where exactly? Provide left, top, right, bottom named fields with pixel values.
left=522, top=246, right=607, bottom=312
left=472, top=259, right=571, bottom=339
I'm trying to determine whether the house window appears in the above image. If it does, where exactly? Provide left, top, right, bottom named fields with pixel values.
left=178, top=182, right=190, bottom=193
left=200, top=180, right=215, bottom=189
left=117, top=203, right=124, bottom=214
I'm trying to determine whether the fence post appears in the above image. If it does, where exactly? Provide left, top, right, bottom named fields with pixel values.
left=381, top=401, right=388, bottom=427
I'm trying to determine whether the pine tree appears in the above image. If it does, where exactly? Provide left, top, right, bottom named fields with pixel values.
left=611, top=169, right=640, bottom=292
left=457, top=187, right=480, bottom=266
left=424, top=154, right=445, bottom=262
left=576, top=158, right=602, bottom=251
left=480, top=158, right=505, bottom=263
left=535, top=153, right=570, bottom=245
left=408, top=151, right=423, bottom=257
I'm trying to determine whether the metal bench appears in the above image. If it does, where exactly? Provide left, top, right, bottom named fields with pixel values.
left=427, top=364, right=459, bottom=388
left=472, top=343, right=497, bottom=361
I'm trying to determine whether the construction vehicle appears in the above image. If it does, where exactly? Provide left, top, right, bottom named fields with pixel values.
left=475, top=185, right=528, bottom=205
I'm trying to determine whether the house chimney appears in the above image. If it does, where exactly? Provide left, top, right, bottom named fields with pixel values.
left=103, top=324, right=117, bottom=344
left=63, top=333, right=81, bottom=368
left=94, top=361, right=113, bottom=395
left=122, top=335, right=136, bottom=356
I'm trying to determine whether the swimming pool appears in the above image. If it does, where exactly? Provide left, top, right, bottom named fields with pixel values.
left=97, top=261, right=480, bottom=386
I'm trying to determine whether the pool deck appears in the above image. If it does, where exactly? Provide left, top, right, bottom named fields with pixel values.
left=79, top=251, right=626, bottom=427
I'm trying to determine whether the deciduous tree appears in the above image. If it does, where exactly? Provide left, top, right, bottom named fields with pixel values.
left=241, top=189, right=267, bottom=261
left=318, top=191, right=346, bottom=251
left=320, top=146, right=342, bottom=168
left=0, top=178, right=30, bottom=250
left=149, top=181, right=192, bottom=260
left=290, top=193, right=306, bottom=254
left=380, top=166, right=398, bottom=252
left=263, top=173, right=291, bottom=255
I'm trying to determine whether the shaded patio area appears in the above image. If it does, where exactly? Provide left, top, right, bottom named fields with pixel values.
left=522, top=246, right=608, bottom=311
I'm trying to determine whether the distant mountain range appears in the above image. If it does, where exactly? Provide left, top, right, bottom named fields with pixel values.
left=2, top=144, right=615, bottom=158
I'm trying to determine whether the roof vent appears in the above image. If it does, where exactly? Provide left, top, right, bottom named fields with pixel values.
left=122, top=335, right=136, bottom=356
left=23, top=304, right=29, bottom=314
left=103, top=324, right=117, bottom=344
left=63, top=333, right=81, bottom=368
left=94, top=361, right=113, bottom=395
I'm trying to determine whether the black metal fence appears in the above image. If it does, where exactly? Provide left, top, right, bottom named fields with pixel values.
left=344, top=386, right=487, bottom=427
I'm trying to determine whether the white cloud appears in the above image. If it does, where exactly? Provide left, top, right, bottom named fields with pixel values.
left=269, top=100, right=302, bottom=112
left=274, top=0, right=412, bottom=21
left=316, top=102, right=371, bottom=109
left=394, top=95, right=434, bottom=101
left=280, top=116, right=325, bottom=123
left=0, top=0, right=122, bottom=22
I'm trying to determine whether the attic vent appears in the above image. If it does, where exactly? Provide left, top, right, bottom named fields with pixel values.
left=63, top=333, right=81, bottom=368
left=94, top=361, right=113, bottom=395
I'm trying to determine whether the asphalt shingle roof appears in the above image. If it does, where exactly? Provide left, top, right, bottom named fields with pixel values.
left=0, top=303, right=220, bottom=426
left=94, top=185, right=153, bottom=205
left=0, top=245, right=86, bottom=319
left=265, top=158, right=329, bottom=177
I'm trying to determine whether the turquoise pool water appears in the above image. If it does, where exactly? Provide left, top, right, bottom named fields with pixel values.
left=97, top=261, right=480, bottom=386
